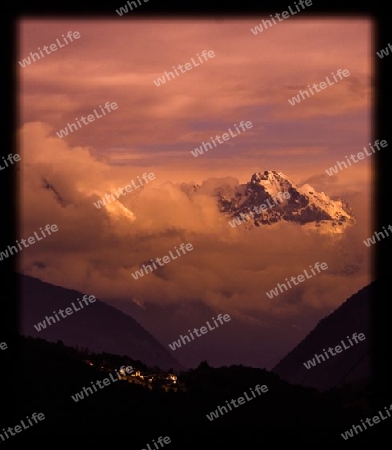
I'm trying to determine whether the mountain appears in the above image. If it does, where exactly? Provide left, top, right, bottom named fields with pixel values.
left=104, top=298, right=296, bottom=369
left=273, top=282, right=371, bottom=391
left=19, top=274, right=182, bottom=370
left=215, top=170, right=355, bottom=234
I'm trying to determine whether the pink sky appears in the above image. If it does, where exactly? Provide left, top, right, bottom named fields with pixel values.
left=19, top=19, right=373, bottom=345
left=19, top=19, right=372, bottom=184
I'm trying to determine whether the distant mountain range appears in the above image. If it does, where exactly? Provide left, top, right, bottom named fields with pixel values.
left=19, top=272, right=371, bottom=379
left=106, top=298, right=300, bottom=370
left=273, top=281, right=371, bottom=391
left=19, top=274, right=182, bottom=371
left=212, top=170, right=355, bottom=234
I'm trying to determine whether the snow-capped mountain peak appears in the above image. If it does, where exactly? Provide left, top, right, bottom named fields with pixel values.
left=218, top=170, right=355, bottom=234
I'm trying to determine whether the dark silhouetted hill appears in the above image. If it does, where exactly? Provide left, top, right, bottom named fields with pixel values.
left=273, top=282, right=372, bottom=391
left=8, top=335, right=381, bottom=445
left=19, top=274, right=182, bottom=371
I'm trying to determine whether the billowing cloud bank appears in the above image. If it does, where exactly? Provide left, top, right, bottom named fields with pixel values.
left=20, top=122, right=371, bottom=325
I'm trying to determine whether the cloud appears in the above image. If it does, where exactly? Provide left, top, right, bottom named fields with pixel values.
left=20, top=122, right=371, bottom=327
left=19, top=19, right=371, bottom=167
